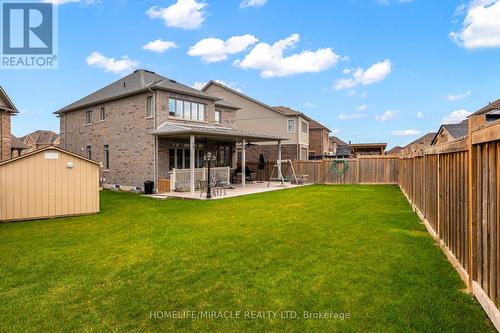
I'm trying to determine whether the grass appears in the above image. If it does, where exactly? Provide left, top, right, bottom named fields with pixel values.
left=0, top=185, right=495, bottom=332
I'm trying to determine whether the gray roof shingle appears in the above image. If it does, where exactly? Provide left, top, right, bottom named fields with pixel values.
left=55, top=70, right=219, bottom=114
left=153, top=122, right=286, bottom=142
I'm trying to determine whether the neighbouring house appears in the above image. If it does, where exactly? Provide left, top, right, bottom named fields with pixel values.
left=386, top=146, right=403, bottom=156
left=202, top=81, right=310, bottom=161
left=56, top=69, right=285, bottom=192
left=21, top=130, right=61, bottom=152
left=0, top=86, right=19, bottom=162
left=431, top=120, right=468, bottom=145
left=469, top=99, right=500, bottom=126
left=0, top=146, right=100, bottom=222
left=400, top=132, right=436, bottom=156
left=308, top=119, right=331, bottom=158
left=350, top=143, right=387, bottom=157
left=329, top=136, right=352, bottom=158
left=10, top=135, right=29, bottom=158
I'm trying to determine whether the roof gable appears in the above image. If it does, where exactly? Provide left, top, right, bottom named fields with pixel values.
left=0, top=86, right=18, bottom=113
left=472, top=98, right=500, bottom=116
left=0, top=146, right=99, bottom=166
left=22, top=130, right=60, bottom=145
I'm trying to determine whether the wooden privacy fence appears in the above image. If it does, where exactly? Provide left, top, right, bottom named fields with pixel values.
left=399, top=117, right=500, bottom=331
left=292, top=156, right=399, bottom=184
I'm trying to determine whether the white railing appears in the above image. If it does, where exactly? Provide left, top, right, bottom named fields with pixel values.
left=170, top=167, right=231, bottom=192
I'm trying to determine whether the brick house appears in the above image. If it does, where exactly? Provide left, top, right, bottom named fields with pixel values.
left=21, top=130, right=61, bottom=153
left=202, top=81, right=310, bottom=162
left=431, top=120, right=468, bottom=146
left=308, top=119, right=331, bottom=157
left=400, top=132, right=436, bottom=156
left=0, top=87, right=24, bottom=161
left=56, top=70, right=284, bottom=192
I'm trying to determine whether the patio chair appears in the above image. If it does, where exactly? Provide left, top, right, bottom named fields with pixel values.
left=199, top=180, right=216, bottom=198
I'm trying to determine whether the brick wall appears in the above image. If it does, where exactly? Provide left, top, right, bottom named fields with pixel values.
left=0, top=111, right=11, bottom=161
left=309, top=128, right=329, bottom=155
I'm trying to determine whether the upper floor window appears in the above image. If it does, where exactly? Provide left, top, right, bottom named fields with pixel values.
left=287, top=119, right=295, bottom=133
left=301, top=120, right=308, bottom=134
left=146, top=96, right=153, bottom=118
left=103, top=145, right=110, bottom=170
left=215, top=110, right=221, bottom=124
left=100, top=107, right=106, bottom=121
left=86, top=146, right=92, bottom=160
left=169, top=97, right=205, bottom=121
left=85, top=110, right=92, bottom=124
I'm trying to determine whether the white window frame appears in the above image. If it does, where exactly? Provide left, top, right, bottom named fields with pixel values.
left=301, top=120, right=308, bottom=134
left=146, top=96, right=153, bottom=118
left=287, top=119, right=295, bottom=133
left=103, top=145, right=110, bottom=170
left=215, top=110, right=221, bottom=124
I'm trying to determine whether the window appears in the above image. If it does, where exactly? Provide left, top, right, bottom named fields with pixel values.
left=215, top=110, right=221, bottom=123
left=287, top=119, right=295, bottom=133
left=85, top=110, right=92, bottom=124
left=86, top=146, right=92, bottom=160
left=168, top=98, right=175, bottom=116
left=300, top=147, right=308, bottom=160
left=100, top=107, right=106, bottom=121
left=146, top=96, right=153, bottom=118
left=301, top=120, right=308, bottom=134
left=103, top=145, right=109, bottom=170
left=168, top=97, right=206, bottom=121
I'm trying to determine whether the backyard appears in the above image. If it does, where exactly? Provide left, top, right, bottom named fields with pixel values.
left=0, top=185, right=495, bottom=332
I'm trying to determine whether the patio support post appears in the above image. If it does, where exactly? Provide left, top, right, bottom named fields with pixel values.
left=242, top=139, right=246, bottom=188
left=190, top=135, right=195, bottom=193
left=277, top=140, right=283, bottom=180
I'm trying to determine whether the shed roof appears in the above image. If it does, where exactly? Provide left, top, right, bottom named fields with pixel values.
left=55, top=70, right=219, bottom=114
left=0, top=146, right=100, bottom=166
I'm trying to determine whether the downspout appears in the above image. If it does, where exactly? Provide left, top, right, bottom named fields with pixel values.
left=149, top=88, right=157, bottom=192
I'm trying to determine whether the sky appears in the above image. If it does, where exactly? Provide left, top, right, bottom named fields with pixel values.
left=2, top=0, right=500, bottom=148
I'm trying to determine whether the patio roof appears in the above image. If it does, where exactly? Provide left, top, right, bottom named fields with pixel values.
left=152, top=122, right=287, bottom=142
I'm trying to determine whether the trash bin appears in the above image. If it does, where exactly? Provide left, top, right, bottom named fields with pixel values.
left=144, top=181, right=154, bottom=195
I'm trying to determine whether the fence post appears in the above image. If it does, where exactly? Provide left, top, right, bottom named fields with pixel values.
left=467, top=119, right=474, bottom=291
left=356, top=158, right=360, bottom=184
left=437, top=154, right=441, bottom=238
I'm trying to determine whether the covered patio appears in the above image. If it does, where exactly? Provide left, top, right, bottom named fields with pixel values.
left=152, top=122, right=288, bottom=194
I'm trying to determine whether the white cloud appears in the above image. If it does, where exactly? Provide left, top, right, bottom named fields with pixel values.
left=445, top=90, right=472, bottom=101
left=188, top=35, right=258, bottom=63
left=339, top=113, right=366, bottom=120
left=392, top=129, right=421, bottom=136
left=334, top=59, right=392, bottom=90
left=416, top=112, right=424, bottom=118
left=235, top=33, right=341, bottom=78
left=375, top=110, right=398, bottom=121
left=304, top=102, right=316, bottom=108
left=86, top=52, right=138, bottom=74
left=43, top=0, right=94, bottom=4
left=192, top=80, right=242, bottom=92
left=146, top=0, right=207, bottom=30
left=442, top=109, right=471, bottom=124
left=357, top=104, right=369, bottom=111
left=451, top=0, right=500, bottom=48
left=142, top=39, right=177, bottom=53
left=240, top=0, right=267, bottom=8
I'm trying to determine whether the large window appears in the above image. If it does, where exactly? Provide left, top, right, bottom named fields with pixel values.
left=100, top=107, right=106, bottom=121
left=215, top=110, right=221, bottom=124
left=146, top=96, right=153, bottom=118
left=169, top=98, right=206, bottom=121
left=85, top=110, right=92, bottom=124
left=103, top=145, right=110, bottom=170
left=301, top=120, right=308, bottom=134
left=287, top=119, right=295, bottom=133
left=86, top=146, right=92, bottom=160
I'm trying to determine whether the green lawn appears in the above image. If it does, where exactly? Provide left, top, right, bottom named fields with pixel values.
left=0, top=185, right=495, bottom=332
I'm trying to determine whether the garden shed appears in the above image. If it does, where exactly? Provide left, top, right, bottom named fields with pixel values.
left=0, top=146, right=100, bottom=222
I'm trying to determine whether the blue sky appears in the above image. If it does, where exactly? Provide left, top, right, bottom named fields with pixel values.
left=3, top=0, right=500, bottom=148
